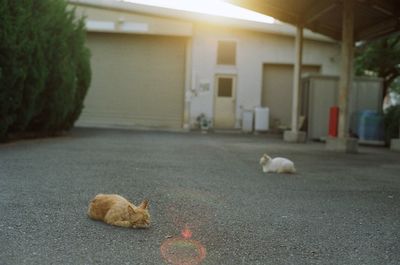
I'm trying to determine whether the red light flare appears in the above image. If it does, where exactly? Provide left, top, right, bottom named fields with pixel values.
left=181, top=225, right=192, bottom=239
left=160, top=225, right=206, bottom=265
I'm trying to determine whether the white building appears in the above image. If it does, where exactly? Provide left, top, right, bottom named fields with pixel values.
left=70, top=0, right=340, bottom=131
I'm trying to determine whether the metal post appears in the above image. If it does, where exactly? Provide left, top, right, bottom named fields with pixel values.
left=183, top=38, right=193, bottom=130
left=291, top=24, right=303, bottom=133
left=326, top=0, right=358, bottom=152
left=338, top=0, right=354, bottom=138
left=284, top=24, right=306, bottom=142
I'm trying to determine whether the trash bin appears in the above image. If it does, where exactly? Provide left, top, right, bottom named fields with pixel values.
left=254, top=107, right=269, bottom=132
left=242, top=110, right=253, bottom=133
left=358, top=110, right=384, bottom=141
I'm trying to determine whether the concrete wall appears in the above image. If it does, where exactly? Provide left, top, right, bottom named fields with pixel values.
left=189, top=23, right=340, bottom=128
left=302, top=74, right=383, bottom=140
left=71, top=3, right=193, bottom=36
left=70, top=2, right=341, bottom=130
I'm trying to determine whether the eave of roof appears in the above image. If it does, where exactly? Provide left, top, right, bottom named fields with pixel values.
left=227, top=0, right=400, bottom=41
left=69, top=0, right=337, bottom=42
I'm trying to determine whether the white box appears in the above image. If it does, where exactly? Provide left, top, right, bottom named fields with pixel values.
left=255, top=107, right=269, bottom=131
left=242, top=110, right=254, bottom=133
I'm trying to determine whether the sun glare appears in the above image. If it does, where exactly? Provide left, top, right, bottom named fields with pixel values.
left=121, top=0, right=275, bottom=24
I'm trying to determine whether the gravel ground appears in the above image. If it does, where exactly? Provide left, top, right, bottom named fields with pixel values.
left=0, top=128, right=399, bottom=265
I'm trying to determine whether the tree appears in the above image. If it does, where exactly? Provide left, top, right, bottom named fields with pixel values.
left=355, top=33, right=400, bottom=100
left=0, top=0, right=91, bottom=140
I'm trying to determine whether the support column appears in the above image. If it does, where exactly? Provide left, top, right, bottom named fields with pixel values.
left=326, top=0, right=358, bottom=152
left=284, top=24, right=306, bottom=143
left=183, top=38, right=192, bottom=131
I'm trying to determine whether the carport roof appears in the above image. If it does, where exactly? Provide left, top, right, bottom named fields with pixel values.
left=228, top=0, right=400, bottom=41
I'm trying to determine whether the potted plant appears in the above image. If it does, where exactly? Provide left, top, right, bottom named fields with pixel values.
left=196, top=113, right=211, bottom=131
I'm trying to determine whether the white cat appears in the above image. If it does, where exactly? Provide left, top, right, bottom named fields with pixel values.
left=259, top=154, right=296, bottom=173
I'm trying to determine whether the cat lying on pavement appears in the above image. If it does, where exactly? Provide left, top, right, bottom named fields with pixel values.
left=88, top=194, right=150, bottom=228
left=259, top=154, right=296, bottom=174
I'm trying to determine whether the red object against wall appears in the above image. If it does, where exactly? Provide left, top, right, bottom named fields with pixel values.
left=329, top=106, right=339, bottom=137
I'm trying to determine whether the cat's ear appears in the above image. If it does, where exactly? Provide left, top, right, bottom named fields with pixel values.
left=127, top=205, right=136, bottom=214
left=139, top=199, right=149, bottom=210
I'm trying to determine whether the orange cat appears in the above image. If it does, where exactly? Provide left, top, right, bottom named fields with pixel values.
left=88, top=194, right=150, bottom=228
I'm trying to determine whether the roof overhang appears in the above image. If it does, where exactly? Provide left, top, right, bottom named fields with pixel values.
left=69, top=0, right=336, bottom=42
left=227, top=0, right=400, bottom=41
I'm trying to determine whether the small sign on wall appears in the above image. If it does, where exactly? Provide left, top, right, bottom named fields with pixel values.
left=192, top=78, right=210, bottom=96
left=198, top=80, right=210, bottom=93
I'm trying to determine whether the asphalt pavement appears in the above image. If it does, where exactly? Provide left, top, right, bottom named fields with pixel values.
left=0, top=128, right=399, bottom=265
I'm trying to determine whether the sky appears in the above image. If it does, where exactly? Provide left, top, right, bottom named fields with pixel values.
left=120, top=0, right=276, bottom=24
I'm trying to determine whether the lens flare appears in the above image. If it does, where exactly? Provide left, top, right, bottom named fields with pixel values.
left=160, top=225, right=206, bottom=265
left=181, top=225, right=193, bottom=239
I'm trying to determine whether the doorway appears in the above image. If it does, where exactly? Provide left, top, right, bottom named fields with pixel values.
left=214, top=75, right=237, bottom=129
left=262, top=64, right=320, bottom=129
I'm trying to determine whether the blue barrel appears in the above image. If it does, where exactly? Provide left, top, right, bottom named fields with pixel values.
left=358, top=110, right=384, bottom=141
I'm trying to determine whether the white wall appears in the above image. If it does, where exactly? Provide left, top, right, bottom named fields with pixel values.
left=71, top=4, right=193, bottom=37
left=189, top=23, right=340, bottom=128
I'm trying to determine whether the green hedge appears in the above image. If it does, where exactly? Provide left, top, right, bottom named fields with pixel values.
left=384, top=105, right=400, bottom=145
left=0, top=0, right=91, bottom=141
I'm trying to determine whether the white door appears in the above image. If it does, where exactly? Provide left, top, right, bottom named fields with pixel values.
left=214, top=75, right=236, bottom=128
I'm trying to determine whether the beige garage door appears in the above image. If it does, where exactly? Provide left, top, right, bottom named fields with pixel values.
left=262, top=64, right=320, bottom=129
left=78, top=33, right=186, bottom=129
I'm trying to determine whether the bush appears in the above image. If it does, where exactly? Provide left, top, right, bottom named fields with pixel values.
left=0, top=0, right=91, bottom=141
left=384, top=105, right=400, bottom=145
